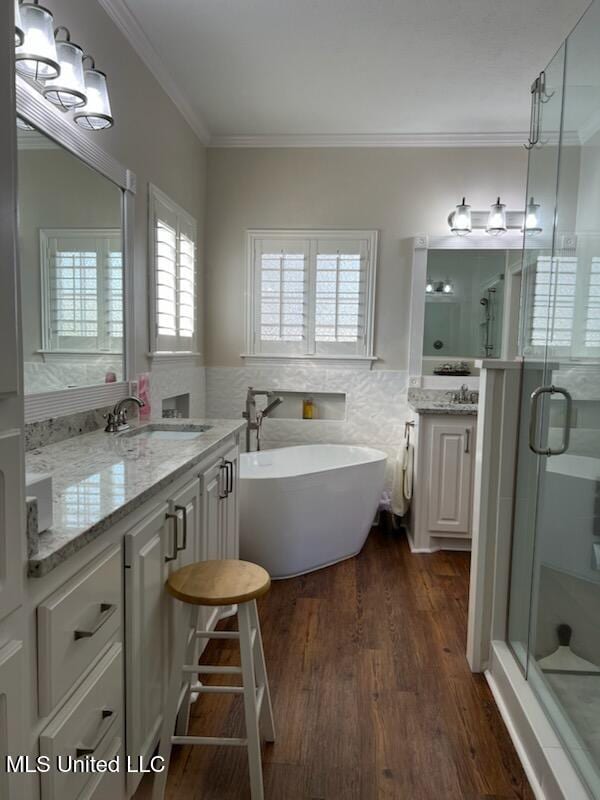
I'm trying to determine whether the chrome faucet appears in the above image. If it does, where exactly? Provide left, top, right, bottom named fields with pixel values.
left=450, top=384, right=478, bottom=405
left=104, top=396, right=145, bottom=433
left=242, top=387, right=283, bottom=451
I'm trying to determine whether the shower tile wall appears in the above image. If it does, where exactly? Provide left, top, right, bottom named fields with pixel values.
left=205, top=366, right=411, bottom=489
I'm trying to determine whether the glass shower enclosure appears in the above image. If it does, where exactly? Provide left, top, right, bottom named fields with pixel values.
left=507, top=0, right=600, bottom=795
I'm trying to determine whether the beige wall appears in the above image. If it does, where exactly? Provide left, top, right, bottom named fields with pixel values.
left=41, top=0, right=206, bottom=375
left=205, top=147, right=527, bottom=369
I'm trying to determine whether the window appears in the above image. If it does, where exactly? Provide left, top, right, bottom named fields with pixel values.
left=246, top=230, right=377, bottom=363
left=40, top=229, right=123, bottom=353
left=149, top=185, right=197, bottom=353
left=523, top=253, right=600, bottom=357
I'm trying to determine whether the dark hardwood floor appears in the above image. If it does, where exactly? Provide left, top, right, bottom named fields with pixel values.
left=136, top=526, right=534, bottom=800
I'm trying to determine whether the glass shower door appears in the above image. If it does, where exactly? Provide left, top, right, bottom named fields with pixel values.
left=508, top=2, right=600, bottom=794
left=507, top=41, right=565, bottom=673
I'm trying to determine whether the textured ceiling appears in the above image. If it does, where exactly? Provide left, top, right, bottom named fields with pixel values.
left=117, top=0, right=588, bottom=138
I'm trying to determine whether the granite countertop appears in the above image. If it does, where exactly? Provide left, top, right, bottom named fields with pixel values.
left=408, top=401, right=478, bottom=416
left=26, top=418, right=245, bottom=578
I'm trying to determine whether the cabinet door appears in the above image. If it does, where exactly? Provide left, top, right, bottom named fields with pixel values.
left=201, top=460, right=224, bottom=562
left=123, top=503, right=171, bottom=795
left=221, top=447, right=240, bottom=560
left=427, top=420, right=475, bottom=535
left=170, top=478, right=201, bottom=570
left=0, top=640, right=26, bottom=800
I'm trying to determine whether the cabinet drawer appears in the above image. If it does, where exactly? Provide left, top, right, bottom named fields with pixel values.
left=40, top=644, right=122, bottom=800
left=78, top=738, right=124, bottom=800
left=38, top=546, right=121, bottom=717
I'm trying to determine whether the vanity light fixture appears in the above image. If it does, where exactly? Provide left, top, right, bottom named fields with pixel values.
left=449, top=197, right=472, bottom=236
left=522, top=196, right=542, bottom=235
left=73, top=55, right=114, bottom=130
left=15, top=0, right=60, bottom=81
left=42, top=27, right=87, bottom=110
left=486, top=197, right=507, bottom=236
left=425, top=280, right=454, bottom=296
left=14, top=0, right=24, bottom=47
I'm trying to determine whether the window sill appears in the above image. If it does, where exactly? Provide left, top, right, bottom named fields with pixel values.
left=240, top=354, right=378, bottom=370
left=36, top=350, right=122, bottom=362
left=147, top=351, right=203, bottom=367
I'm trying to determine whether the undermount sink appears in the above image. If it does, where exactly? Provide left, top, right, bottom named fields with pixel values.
left=119, top=424, right=212, bottom=441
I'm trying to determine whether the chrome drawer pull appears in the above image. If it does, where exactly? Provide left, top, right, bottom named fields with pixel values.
left=464, top=429, right=470, bottom=454
left=76, top=708, right=115, bottom=756
left=74, top=603, right=117, bottom=641
left=165, top=511, right=179, bottom=562
left=174, top=504, right=188, bottom=552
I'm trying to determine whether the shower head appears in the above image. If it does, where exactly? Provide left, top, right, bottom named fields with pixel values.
left=480, top=297, right=489, bottom=306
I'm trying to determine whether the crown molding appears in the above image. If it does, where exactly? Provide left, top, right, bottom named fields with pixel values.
left=209, top=131, right=531, bottom=148
left=97, top=0, right=211, bottom=145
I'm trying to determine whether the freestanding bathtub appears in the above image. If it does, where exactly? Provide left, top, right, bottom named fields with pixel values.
left=239, top=444, right=387, bottom=579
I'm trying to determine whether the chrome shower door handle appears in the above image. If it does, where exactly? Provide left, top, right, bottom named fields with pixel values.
left=528, top=385, right=572, bottom=456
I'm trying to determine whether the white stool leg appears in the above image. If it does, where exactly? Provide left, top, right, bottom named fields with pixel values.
left=238, top=602, right=264, bottom=800
left=249, top=600, right=275, bottom=742
left=152, top=601, right=193, bottom=800
left=175, top=605, right=202, bottom=736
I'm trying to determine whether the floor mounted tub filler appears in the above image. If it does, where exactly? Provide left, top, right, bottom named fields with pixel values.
left=240, top=444, right=387, bottom=578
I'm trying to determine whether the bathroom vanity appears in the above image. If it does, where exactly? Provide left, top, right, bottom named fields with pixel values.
left=406, top=397, right=478, bottom=552
left=16, top=419, right=243, bottom=800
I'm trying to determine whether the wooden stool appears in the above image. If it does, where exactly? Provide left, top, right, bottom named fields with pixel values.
left=152, top=560, right=275, bottom=800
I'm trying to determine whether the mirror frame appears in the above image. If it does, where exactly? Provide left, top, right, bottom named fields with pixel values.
left=16, top=75, right=136, bottom=423
left=407, top=231, right=525, bottom=388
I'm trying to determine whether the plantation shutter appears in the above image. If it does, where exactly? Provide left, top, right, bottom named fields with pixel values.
left=43, top=230, right=123, bottom=353
left=151, top=188, right=197, bottom=352
left=585, top=257, right=600, bottom=350
left=314, top=237, right=369, bottom=355
left=254, top=237, right=309, bottom=354
left=527, top=255, right=577, bottom=350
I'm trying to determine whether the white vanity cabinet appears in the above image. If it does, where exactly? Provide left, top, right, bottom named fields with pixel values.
left=0, top=640, right=26, bottom=800
left=124, top=442, right=239, bottom=795
left=408, top=413, right=477, bottom=552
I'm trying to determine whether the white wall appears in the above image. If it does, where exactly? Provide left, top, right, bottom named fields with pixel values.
left=205, top=146, right=527, bottom=369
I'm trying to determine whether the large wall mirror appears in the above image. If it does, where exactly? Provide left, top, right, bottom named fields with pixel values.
left=408, top=235, right=525, bottom=384
left=18, top=124, right=124, bottom=394
left=423, top=249, right=509, bottom=362
left=16, top=75, right=135, bottom=417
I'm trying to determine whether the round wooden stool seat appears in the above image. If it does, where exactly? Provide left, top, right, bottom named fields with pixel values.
left=166, top=559, right=271, bottom=606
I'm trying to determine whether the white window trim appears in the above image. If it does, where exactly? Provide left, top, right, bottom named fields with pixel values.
left=244, top=229, right=378, bottom=368
left=148, top=183, right=198, bottom=356
left=40, top=228, right=123, bottom=356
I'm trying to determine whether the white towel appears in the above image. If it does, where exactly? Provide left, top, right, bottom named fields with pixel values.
left=391, top=437, right=414, bottom=517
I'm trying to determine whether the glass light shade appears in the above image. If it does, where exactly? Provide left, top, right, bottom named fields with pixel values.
left=14, top=0, right=24, bottom=47
left=443, top=281, right=453, bottom=294
left=450, top=197, right=472, bottom=235
left=15, top=3, right=60, bottom=81
left=486, top=197, right=507, bottom=235
left=523, top=196, right=542, bottom=235
left=43, top=40, right=87, bottom=109
left=425, top=279, right=434, bottom=293
left=73, top=67, right=114, bottom=130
